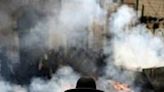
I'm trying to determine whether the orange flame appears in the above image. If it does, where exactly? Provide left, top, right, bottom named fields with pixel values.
left=113, top=81, right=131, bottom=92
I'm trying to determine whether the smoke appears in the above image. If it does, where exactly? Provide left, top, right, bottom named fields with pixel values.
left=0, top=0, right=106, bottom=92
left=0, top=66, right=79, bottom=92
left=30, top=66, right=79, bottom=92
left=109, top=5, right=164, bottom=70
left=47, top=0, right=105, bottom=48
left=100, top=5, right=164, bottom=92
left=0, top=0, right=164, bottom=92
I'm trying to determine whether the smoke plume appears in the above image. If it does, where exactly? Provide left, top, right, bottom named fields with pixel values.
left=0, top=0, right=164, bottom=92
left=109, top=5, right=164, bottom=70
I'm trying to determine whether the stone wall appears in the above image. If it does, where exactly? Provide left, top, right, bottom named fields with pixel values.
left=139, top=0, right=164, bottom=18
left=123, top=0, right=164, bottom=18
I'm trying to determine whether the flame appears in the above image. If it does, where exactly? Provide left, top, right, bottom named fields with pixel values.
left=113, top=81, right=131, bottom=92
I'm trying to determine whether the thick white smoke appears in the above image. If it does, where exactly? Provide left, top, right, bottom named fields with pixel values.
left=101, top=5, right=164, bottom=92
left=0, top=0, right=105, bottom=92
left=30, top=66, right=79, bottom=92
left=47, top=0, right=105, bottom=49
left=1, top=0, right=164, bottom=92
left=0, top=66, right=79, bottom=92
left=109, top=5, right=164, bottom=70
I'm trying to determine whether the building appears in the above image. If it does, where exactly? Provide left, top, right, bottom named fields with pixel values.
left=122, top=0, right=164, bottom=18
left=122, top=0, right=136, bottom=8
left=138, top=0, right=164, bottom=18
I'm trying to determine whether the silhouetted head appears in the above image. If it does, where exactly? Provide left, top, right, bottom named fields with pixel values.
left=76, top=77, right=96, bottom=89
left=65, top=77, right=103, bottom=92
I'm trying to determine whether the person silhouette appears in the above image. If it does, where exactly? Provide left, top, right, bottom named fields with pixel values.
left=65, top=77, right=104, bottom=92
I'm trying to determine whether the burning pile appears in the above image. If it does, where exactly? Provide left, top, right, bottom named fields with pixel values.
left=113, top=81, right=131, bottom=92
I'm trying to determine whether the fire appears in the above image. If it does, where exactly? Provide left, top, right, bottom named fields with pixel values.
left=113, top=81, right=131, bottom=92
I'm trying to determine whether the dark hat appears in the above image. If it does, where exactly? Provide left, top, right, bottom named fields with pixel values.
left=65, top=77, right=103, bottom=92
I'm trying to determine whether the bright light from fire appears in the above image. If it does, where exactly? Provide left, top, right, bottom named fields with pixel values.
left=113, top=81, right=131, bottom=92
